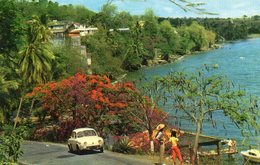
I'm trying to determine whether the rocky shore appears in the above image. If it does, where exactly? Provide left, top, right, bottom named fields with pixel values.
left=146, top=44, right=222, bottom=67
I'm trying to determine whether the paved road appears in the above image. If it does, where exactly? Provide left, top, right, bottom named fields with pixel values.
left=19, top=141, right=155, bottom=165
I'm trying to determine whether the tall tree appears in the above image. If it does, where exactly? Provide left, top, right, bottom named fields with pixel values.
left=159, top=20, right=180, bottom=60
left=15, top=16, right=55, bottom=128
left=123, top=21, right=147, bottom=70
left=141, top=9, right=160, bottom=61
left=93, top=3, right=117, bottom=29
left=149, top=66, right=260, bottom=164
left=19, top=16, right=54, bottom=84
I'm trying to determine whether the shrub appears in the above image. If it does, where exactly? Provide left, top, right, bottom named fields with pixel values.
left=112, top=136, right=135, bottom=154
left=0, top=125, right=29, bottom=163
left=128, top=132, right=151, bottom=153
left=31, top=118, right=88, bottom=142
left=128, top=131, right=173, bottom=154
left=31, top=125, right=60, bottom=141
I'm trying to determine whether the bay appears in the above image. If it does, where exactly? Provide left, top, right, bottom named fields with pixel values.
left=127, top=38, right=260, bottom=158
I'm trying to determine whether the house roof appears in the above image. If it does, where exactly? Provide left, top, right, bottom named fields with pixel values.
left=69, top=27, right=98, bottom=34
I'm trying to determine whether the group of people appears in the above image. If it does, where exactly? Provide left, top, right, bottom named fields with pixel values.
left=155, top=124, right=183, bottom=165
left=155, top=124, right=238, bottom=165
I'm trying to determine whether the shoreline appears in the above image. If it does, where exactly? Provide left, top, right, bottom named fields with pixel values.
left=126, top=35, right=260, bottom=77
left=143, top=43, right=222, bottom=68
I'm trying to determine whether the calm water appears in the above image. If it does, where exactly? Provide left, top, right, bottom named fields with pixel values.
left=127, top=38, right=260, bottom=157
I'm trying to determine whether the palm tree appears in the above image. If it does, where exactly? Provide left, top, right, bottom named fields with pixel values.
left=0, top=62, right=19, bottom=124
left=14, top=16, right=55, bottom=128
left=19, top=16, right=54, bottom=84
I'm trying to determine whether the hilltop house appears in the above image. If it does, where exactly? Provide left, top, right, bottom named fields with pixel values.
left=48, top=21, right=68, bottom=39
left=48, top=21, right=130, bottom=75
left=66, top=23, right=98, bottom=37
left=49, top=20, right=130, bottom=43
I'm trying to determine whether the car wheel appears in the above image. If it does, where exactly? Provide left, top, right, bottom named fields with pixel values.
left=100, top=147, right=104, bottom=153
left=76, top=145, right=81, bottom=154
left=68, top=144, right=73, bottom=153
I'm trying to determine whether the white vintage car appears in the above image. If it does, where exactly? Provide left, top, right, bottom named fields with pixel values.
left=68, top=128, right=104, bottom=153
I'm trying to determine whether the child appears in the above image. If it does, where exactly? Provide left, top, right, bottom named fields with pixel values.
left=169, top=130, right=183, bottom=165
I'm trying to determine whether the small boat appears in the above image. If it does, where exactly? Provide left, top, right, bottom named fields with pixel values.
left=240, top=149, right=260, bottom=163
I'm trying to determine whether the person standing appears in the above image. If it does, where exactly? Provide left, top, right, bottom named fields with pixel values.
left=155, top=124, right=166, bottom=165
left=169, top=130, right=183, bottom=165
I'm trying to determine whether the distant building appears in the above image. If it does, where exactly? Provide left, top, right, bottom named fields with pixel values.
left=64, top=23, right=98, bottom=47
left=67, top=27, right=98, bottom=37
left=49, top=20, right=130, bottom=48
left=48, top=20, right=68, bottom=39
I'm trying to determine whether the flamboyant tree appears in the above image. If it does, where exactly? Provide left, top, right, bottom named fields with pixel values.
left=27, top=72, right=168, bottom=140
left=125, top=94, right=168, bottom=152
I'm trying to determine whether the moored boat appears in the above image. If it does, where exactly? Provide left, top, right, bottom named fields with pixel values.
left=240, top=149, right=260, bottom=163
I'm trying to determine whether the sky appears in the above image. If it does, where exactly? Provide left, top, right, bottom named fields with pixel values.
left=53, top=0, right=260, bottom=18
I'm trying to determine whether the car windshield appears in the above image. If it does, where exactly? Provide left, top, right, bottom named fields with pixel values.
left=77, top=130, right=97, bottom=138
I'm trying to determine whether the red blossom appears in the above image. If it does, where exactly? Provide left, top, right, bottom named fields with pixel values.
left=95, top=104, right=102, bottom=110
left=27, top=72, right=168, bottom=142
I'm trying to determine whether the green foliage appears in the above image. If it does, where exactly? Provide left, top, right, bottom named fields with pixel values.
left=92, top=3, right=117, bottom=29
left=52, top=45, right=88, bottom=80
left=82, top=28, right=125, bottom=79
left=19, top=16, right=55, bottom=84
left=112, top=137, right=134, bottom=154
left=177, top=29, right=195, bottom=54
left=176, top=22, right=216, bottom=54
left=140, top=9, right=160, bottom=60
left=16, top=1, right=94, bottom=25
left=0, top=54, right=19, bottom=125
left=142, top=9, right=159, bottom=37
left=0, top=0, right=25, bottom=55
left=0, top=125, right=29, bottom=163
left=159, top=20, right=180, bottom=59
left=162, top=17, right=260, bottom=41
left=114, top=11, right=134, bottom=28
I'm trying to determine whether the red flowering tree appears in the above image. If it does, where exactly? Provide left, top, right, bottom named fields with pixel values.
left=27, top=72, right=168, bottom=142
left=124, top=94, right=168, bottom=152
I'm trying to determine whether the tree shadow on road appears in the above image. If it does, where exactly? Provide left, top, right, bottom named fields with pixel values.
left=56, top=150, right=103, bottom=159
